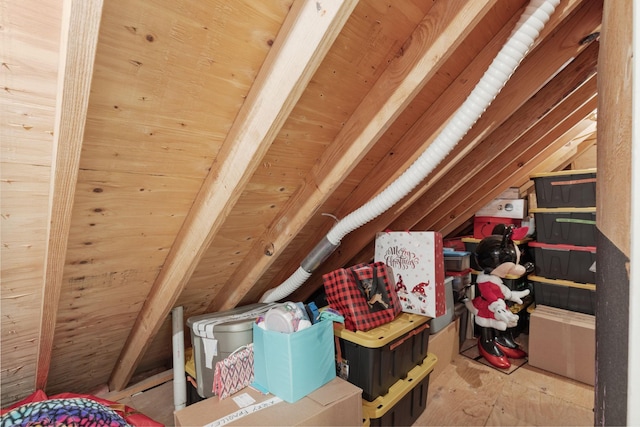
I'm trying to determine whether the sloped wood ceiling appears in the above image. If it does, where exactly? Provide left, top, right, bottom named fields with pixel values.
left=1, top=0, right=600, bottom=403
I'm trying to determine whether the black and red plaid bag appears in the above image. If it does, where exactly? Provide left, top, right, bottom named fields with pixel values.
left=322, top=261, right=401, bottom=331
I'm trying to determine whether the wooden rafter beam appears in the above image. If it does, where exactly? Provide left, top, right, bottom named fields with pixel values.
left=291, top=0, right=602, bottom=302
left=108, top=0, right=359, bottom=391
left=349, top=71, right=597, bottom=268
left=36, top=0, right=104, bottom=390
left=425, top=96, right=598, bottom=236
left=519, top=124, right=597, bottom=194
left=397, top=41, right=599, bottom=230
left=208, top=0, right=499, bottom=311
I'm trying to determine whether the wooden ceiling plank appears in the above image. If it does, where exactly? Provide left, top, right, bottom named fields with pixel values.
left=208, top=0, right=498, bottom=311
left=342, top=99, right=595, bottom=270
left=342, top=91, right=598, bottom=273
left=424, top=96, right=598, bottom=236
left=393, top=42, right=599, bottom=230
left=108, top=0, right=359, bottom=391
left=325, top=0, right=585, bottom=221
left=36, top=0, right=104, bottom=390
left=519, top=126, right=597, bottom=194
left=435, top=118, right=597, bottom=237
left=291, top=0, right=602, bottom=302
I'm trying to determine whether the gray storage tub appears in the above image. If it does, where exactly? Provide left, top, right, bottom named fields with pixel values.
left=187, top=303, right=276, bottom=398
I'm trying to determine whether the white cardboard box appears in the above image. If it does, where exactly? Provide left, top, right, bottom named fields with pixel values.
left=476, top=198, right=527, bottom=219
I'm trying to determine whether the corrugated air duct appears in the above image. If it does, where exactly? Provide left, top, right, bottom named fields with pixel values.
left=261, top=0, right=561, bottom=303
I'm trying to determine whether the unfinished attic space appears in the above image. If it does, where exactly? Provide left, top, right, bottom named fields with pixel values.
left=5, top=0, right=629, bottom=424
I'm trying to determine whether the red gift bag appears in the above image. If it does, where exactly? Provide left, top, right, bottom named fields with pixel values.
left=323, top=261, right=401, bottom=331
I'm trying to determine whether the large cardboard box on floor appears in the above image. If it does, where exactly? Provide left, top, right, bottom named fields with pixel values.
left=174, top=377, right=362, bottom=426
left=528, top=305, right=595, bottom=385
left=427, top=316, right=460, bottom=381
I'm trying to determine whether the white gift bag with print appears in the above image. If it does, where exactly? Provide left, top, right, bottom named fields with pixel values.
left=374, top=231, right=446, bottom=318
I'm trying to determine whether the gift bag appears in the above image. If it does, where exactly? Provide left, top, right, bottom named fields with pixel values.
left=323, top=261, right=402, bottom=331
left=374, top=231, right=446, bottom=318
left=252, top=319, right=335, bottom=403
left=212, top=344, right=254, bottom=399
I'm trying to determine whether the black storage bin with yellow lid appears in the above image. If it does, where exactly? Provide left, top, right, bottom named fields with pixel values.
left=531, top=168, right=596, bottom=208
left=363, top=353, right=437, bottom=427
left=530, top=207, right=596, bottom=247
left=334, top=312, right=430, bottom=402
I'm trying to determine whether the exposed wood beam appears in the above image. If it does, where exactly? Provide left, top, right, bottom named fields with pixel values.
left=519, top=123, right=597, bottom=194
left=427, top=96, right=598, bottom=236
left=291, top=0, right=602, bottom=302
left=324, top=0, right=585, bottom=223
left=108, top=0, right=359, bottom=391
left=99, top=369, right=173, bottom=403
left=596, top=0, right=634, bottom=420
left=438, top=122, right=597, bottom=237
left=208, top=0, right=498, bottom=311
left=36, top=0, right=103, bottom=390
left=397, top=42, right=599, bottom=230
left=349, top=76, right=597, bottom=267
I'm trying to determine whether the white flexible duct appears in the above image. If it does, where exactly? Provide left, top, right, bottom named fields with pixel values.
left=261, top=0, right=560, bottom=303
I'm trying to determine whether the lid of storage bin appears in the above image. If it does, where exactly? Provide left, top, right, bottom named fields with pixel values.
left=445, top=268, right=472, bottom=276
left=470, top=269, right=526, bottom=280
left=528, top=241, right=596, bottom=252
left=184, top=347, right=196, bottom=378
left=443, top=250, right=470, bottom=257
left=333, top=312, right=429, bottom=347
left=529, top=274, right=596, bottom=290
left=188, top=303, right=275, bottom=338
left=461, top=236, right=530, bottom=244
left=530, top=207, right=596, bottom=213
left=530, top=168, right=596, bottom=178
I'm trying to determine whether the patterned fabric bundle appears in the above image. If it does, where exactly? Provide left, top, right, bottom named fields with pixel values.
left=323, top=261, right=401, bottom=331
left=212, top=344, right=254, bottom=399
left=1, top=397, right=130, bottom=427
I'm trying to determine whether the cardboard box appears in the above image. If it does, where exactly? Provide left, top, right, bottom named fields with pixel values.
left=174, top=377, right=363, bottom=426
left=427, top=317, right=459, bottom=381
left=528, top=305, right=595, bottom=385
left=496, top=187, right=521, bottom=199
left=476, top=198, right=528, bottom=219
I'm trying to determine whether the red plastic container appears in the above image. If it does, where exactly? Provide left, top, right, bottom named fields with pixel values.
left=473, top=216, right=521, bottom=239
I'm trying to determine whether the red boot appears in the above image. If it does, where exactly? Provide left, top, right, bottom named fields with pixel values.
left=495, top=328, right=527, bottom=359
left=478, top=327, right=510, bottom=369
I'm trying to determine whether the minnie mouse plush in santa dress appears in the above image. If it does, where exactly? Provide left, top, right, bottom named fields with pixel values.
left=465, top=224, right=533, bottom=369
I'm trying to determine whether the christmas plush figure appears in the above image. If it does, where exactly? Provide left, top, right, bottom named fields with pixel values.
left=465, top=224, right=533, bottom=369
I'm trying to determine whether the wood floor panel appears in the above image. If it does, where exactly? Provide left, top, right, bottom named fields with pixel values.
left=486, top=379, right=593, bottom=426
left=414, top=357, right=506, bottom=426
left=116, top=347, right=595, bottom=426
left=508, top=364, right=595, bottom=410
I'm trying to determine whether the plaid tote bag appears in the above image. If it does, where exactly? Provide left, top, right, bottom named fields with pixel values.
left=323, top=262, right=401, bottom=331
left=212, top=344, right=254, bottom=399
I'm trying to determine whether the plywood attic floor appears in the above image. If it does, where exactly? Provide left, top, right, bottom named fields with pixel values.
left=120, top=341, right=595, bottom=426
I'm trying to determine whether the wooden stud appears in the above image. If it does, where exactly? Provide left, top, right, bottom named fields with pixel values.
left=108, top=0, right=359, bottom=391
left=37, top=0, right=104, bottom=391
